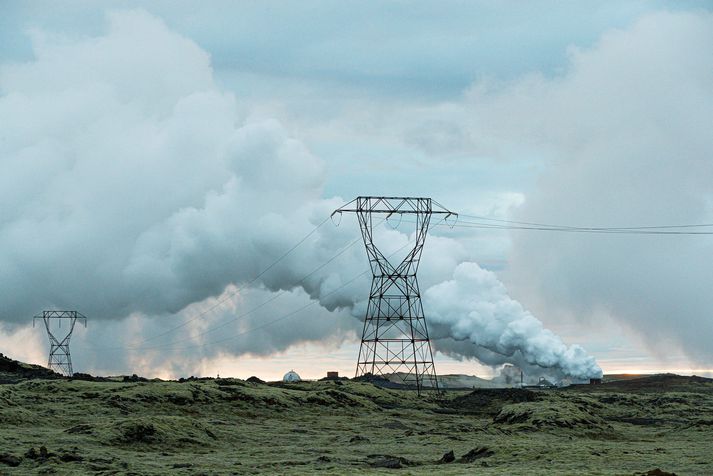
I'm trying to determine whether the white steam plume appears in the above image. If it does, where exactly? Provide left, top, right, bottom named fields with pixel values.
left=425, top=263, right=602, bottom=379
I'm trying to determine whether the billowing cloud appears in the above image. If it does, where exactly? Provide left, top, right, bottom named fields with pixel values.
left=0, top=10, right=335, bottom=322
left=0, top=9, right=601, bottom=379
left=426, top=263, right=601, bottom=378
left=456, top=11, right=713, bottom=365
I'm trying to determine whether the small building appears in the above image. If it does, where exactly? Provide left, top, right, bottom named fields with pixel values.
left=326, top=371, right=339, bottom=379
left=283, top=370, right=301, bottom=383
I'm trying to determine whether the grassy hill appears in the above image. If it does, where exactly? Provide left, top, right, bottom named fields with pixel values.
left=1, top=353, right=712, bottom=475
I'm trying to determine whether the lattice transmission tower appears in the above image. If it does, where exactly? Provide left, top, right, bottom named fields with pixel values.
left=33, top=310, right=87, bottom=376
left=332, top=197, right=456, bottom=394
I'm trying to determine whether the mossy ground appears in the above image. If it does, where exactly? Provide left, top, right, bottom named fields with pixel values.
left=1, top=373, right=712, bottom=475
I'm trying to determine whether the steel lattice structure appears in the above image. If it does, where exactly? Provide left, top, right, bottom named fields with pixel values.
left=332, top=197, right=456, bottom=394
left=33, top=310, right=87, bottom=376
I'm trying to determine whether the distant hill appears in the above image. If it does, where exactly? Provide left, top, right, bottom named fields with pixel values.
left=570, top=373, right=713, bottom=393
left=604, top=373, right=654, bottom=382
left=382, top=372, right=508, bottom=389
left=437, top=374, right=502, bottom=389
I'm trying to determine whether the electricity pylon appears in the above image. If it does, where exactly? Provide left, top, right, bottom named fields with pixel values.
left=33, top=310, right=87, bottom=376
left=332, top=197, right=456, bottom=394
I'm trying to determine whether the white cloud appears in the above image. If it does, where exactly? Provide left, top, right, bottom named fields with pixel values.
left=426, top=263, right=601, bottom=378
left=0, top=9, right=602, bottom=379
left=459, top=11, right=713, bottom=365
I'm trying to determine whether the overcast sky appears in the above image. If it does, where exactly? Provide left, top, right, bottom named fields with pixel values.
left=1, top=1, right=712, bottom=380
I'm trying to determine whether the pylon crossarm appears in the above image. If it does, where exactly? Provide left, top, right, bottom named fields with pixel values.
left=332, top=196, right=457, bottom=217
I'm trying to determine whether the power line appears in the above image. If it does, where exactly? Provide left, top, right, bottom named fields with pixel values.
left=119, top=250, right=383, bottom=353
left=142, top=216, right=441, bottom=353
left=94, top=210, right=713, bottom=352
left=96, top=220, right=383, bottom=352
left=118, top=234, right=364, bottom=351
left=86, top=209, right=713, bottom=358
left=90, top=216, right=333, bottom=350
left=154, top=269, right=371, bottom=352
left=456, top=213, right=713, bottom=233
left=434, top=218, right=713, bottom=235
left=104, top=217, right=427, bottom=354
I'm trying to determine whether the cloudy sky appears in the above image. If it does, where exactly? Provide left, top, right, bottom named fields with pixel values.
left=1, top=1, right=712, bottom=380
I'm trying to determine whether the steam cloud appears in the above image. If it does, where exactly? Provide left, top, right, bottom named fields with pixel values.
left=455, top=11, right=713, bottom=367
left=0, top=10, right=601, bottom=379
left=425, top=263, right=602, bottom=379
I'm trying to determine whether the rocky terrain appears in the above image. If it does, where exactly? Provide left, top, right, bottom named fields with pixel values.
left=0, top=353, right=711, bottom=475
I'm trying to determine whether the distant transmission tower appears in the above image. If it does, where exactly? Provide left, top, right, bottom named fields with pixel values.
left=332, top=197, right=456, bottom=394
left=33, top=310, right=87, bottom=376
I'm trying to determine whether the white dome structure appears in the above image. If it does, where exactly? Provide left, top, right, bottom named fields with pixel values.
left=282, top=370, right=301, bottom=383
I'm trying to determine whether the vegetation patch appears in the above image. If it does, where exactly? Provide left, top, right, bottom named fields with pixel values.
left=493, top=399, right=614, bottom=436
